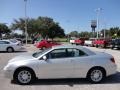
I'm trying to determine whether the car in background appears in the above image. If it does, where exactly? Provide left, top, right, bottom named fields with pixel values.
left=74, top=39, right=85, bottom=45
left=110, top=38, right=120, bottom=49
left=70, top=37, right=76, bottom=44
left=70, top=37, right=87, bottom=45
left=34, top=40, right=61, bottom=49
left=3, top=45, right=117, bottom=84
left=84, top=38, right=97, bottom=47
left=75, top=38, right=88, bottom=45
left=0, top=40, right=24, bottom=52
left=10, top=39, right=23, bottom=45
left=93, top=38, right=111, bottom=48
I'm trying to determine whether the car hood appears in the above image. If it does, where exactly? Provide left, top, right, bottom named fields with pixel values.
left=8, top=53, right=36, bottom=63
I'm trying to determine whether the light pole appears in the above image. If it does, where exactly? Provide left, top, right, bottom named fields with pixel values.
left=24, top=0, right=28, bottom=45
left=95, top=8, right=102, bottom=39
left=103, top=21, right=106, bottom=38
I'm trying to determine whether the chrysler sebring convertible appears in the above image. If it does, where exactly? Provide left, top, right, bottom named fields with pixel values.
left=3, top=45, right=117, bottom=84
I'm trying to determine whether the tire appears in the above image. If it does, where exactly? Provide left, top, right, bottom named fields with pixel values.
left=41, top=46, right=46, bottom=50
left=111, top=47, right=114, bottom=49
left=96, top=45, right=98, bottom=48
left=87, top=68, right=106, bottom=83
left=7, top=47, right=14, bottom=53
left=14, top=68, right=36, bottom=85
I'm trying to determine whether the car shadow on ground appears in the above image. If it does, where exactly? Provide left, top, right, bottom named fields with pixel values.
left=11, top=72, right=120, bottom=86
left=0, top=51, right=27, bottom=53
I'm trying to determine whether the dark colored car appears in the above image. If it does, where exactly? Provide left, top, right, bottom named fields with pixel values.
left=111, top=39, right=120, bottom=49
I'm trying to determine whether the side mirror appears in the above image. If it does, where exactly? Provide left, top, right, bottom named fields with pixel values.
left=42, top=55, right=47, bottom=60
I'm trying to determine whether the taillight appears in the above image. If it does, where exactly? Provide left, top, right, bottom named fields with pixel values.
left=110, top=57, right=115, bottom=63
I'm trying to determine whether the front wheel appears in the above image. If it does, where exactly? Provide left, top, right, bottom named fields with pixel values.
left=14, top=68, right=35, bottom=85
left=87, top=68, right=105, bottom=83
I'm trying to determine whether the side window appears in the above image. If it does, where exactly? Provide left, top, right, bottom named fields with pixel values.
left=48, top=49, right=67, bottom=59
left=67, top=48, right=86, bottom=57
left=0, top=41, right=4, bottom=44
left=4, top=41, right=10, bottom=44
left=0, top=41, right=10, bottom=44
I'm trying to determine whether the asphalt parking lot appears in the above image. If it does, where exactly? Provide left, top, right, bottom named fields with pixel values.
left=0, top=44, right=120, bottom=90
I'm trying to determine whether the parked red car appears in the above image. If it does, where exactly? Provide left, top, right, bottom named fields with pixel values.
left=93, top=38, right=111, bottom=48
left=35, top=40, right=61, bottom=49
left=75, top=39, right=84, bottom=45
left=74, top=38, right=88, bottom=45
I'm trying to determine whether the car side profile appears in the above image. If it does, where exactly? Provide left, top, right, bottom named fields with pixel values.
left=34, top=40, right=61, bottom=49
left=0, top=40, right=23, bottom=52
left=3, top=45, right=117, bottom=84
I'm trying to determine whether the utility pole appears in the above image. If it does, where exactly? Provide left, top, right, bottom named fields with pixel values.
left=24, top=0, right=28, bottom=45
left=95, top=8, right=102, bottom=39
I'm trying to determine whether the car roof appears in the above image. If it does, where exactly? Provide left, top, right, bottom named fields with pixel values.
left=52, top=45, right=95, bottom=55
left=0, top=40, right=10, bottom=42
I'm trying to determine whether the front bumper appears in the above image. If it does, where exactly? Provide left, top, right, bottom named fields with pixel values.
left=3, top=65, right=14, bottom=80
left=3, top=69, right=13, bottom=79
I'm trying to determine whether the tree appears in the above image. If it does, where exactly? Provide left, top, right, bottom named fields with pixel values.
left=0, top=23, right=11, bottom=39
left=11, top=16, right=65, bottom=39
left=69, top=31, right=79, bottom=37
left=48, top=23, right=65, bottom=39
left=100, top=27, right=120, bottom=38
left=79, top=31, right=91, bottom=38
left=109, top=27, right=120, bottom=38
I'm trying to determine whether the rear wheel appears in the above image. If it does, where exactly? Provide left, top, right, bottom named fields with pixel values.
left=87, top=68, right=105, bottom=83
left=7, top=47, right=14, bottom=53
left=41, top=46, right=46, bottom=50
left=96, top=45, right=98, bottom=48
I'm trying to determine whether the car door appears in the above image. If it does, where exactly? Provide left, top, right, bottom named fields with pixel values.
left=0, top=41, right=3, bottom=51
left=37, top=48, right=74, bottom=79
left=67, top=48, right=92, bottom=78
left=0, top=41, right=9, bottom=51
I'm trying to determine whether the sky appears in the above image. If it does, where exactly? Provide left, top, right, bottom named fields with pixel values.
left=0, top=0, right=120, bottom=34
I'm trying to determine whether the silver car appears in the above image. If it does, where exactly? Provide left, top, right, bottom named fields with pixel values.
left=0, top=40, right=23, bottom=52
left=3, top=45, right=117, bottom=84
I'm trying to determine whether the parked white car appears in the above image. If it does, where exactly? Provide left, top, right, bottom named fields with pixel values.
left=84, top=38, right=97, bottom=46
left=70, top=37, right=76, bottom=44
left=10, top=39, right=22, bottom=45
left=0, top=40, right=23, bottom=52
left=84, top=40, right=92, bottom=46
left=3, top=45, right=117, bottom=84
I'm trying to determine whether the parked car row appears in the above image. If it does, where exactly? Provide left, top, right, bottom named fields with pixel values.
left=70, top=38, right=120, bottom=50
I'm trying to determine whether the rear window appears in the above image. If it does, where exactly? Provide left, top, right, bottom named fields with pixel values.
left=10, top=39, right=18, bottom=43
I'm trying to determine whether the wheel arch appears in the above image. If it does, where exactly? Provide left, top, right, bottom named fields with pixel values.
left=13, top=66, right=36, bottom=79
left=6, top=46, right=14, bottom=51
left=86, top=66, right=106, bottom=78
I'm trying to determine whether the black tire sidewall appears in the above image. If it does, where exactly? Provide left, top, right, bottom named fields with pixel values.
left=7, top=47, right=14, bottom=53
left=14, top=68, right=35, bottom=85
left=87, top=68, right=105, bottom=83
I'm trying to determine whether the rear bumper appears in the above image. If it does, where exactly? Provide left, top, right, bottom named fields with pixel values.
left=15, top=46, right=25, bottom=51
left=111, top=45, right=120, bottom=48
left=106, top=64, right=117, bottom=76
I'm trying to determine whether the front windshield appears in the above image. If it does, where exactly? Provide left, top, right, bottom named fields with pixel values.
left=32, top=48, right=51, bottom=58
